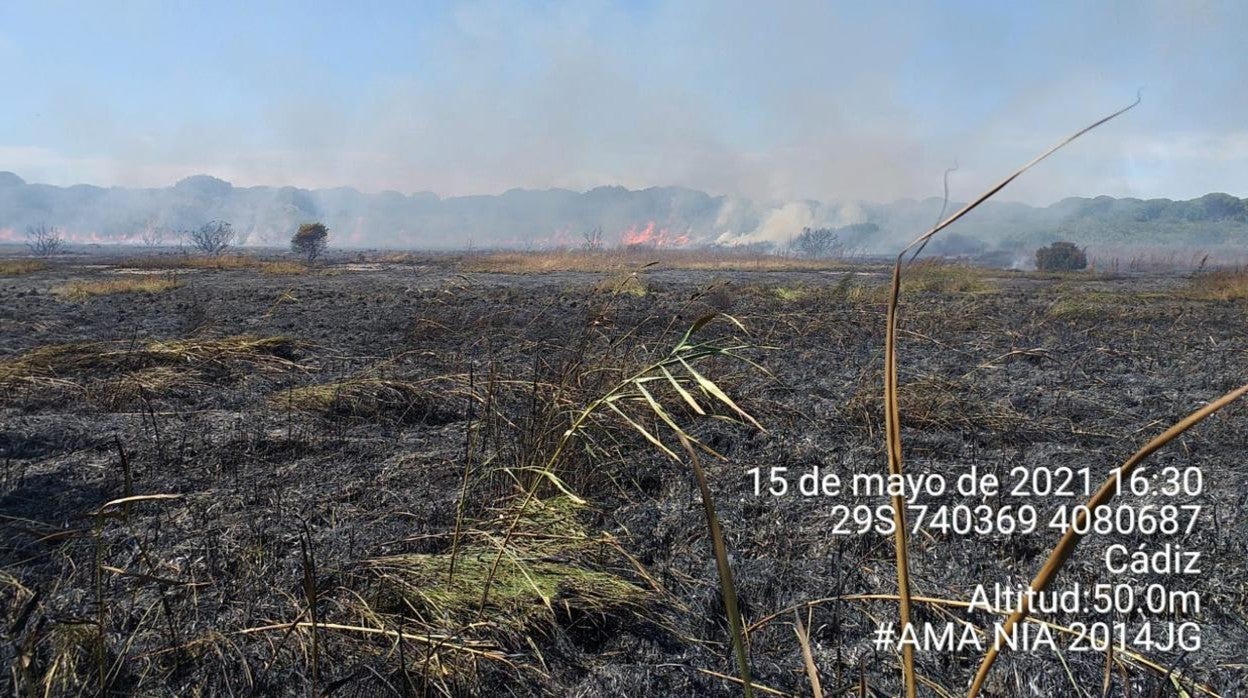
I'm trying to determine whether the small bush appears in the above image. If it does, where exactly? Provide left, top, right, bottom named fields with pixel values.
left=793, top=227, right=842, bottom=258
left=186, top=220, right=236, bottom=256
left=291, top=222, right=329, bottom=263
left=25, top=225, right=65, bottom=257
left=1035, top=241, right=1088, bottom=271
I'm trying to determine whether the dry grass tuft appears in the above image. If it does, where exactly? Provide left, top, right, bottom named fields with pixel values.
left=280, top=377, right=459, bottom=423
left=55, top=275, right=183, bottom=299
left=1187, top=268, right=1248, bottom=301
left=257, top=260, right=308, bottom=275
left=0, top=337, right=302, bottom=384
left=594, top=270, right=647, bottom=296
left=86, top=366, right=211, bottom=411
left=0, top=259, right=47, bottom=276
left=1, top=336, right=300, bottom=412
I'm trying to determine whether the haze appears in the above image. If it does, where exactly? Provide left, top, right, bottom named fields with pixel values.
left=2, top=0, right=1245, bottom=206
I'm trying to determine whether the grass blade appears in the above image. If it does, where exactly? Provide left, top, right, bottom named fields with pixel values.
left=605, top=401, right=681, bottom=461
left=793, top=609, right=823, bottom=697
left=675, top=431, right=753, bottom=698
left=659, top=365, right=706, bottom=415
left=677, top=357, right=764, bottom=431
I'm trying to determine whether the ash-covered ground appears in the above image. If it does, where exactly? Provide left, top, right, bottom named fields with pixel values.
left=2, top=254, right=1245, bottom=696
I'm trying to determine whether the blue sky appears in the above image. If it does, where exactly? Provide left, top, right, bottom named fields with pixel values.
left=1, top=0, right=1244, bottom=203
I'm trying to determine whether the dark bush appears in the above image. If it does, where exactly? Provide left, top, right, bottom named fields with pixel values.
left=1035, top=241, right=1087, bottom=271
left=292, top=222, right=330, bottom=263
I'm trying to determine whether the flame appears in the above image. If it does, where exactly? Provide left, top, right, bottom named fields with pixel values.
left=619, top=221, right=690, bottom=248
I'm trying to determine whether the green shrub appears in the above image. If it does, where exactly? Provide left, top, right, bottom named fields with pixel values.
left=1035, top=241, right=1087, bottom=271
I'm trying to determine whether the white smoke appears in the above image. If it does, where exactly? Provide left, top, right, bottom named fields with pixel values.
left=713, top=199, right=868, bottom=247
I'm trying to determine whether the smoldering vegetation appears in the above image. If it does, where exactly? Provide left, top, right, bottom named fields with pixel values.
left=1, top=256, right=1246, bottom=696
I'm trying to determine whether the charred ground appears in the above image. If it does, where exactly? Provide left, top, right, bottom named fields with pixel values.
left=1, top=253, right=1246, bottom=696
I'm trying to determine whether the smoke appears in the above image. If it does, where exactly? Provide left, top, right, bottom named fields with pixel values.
left=714, top=199, right=870, bottom=247
left=1, top=1, right=1245, bottom=214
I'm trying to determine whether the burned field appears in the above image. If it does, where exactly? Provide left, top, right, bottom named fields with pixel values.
left=1, top=256, right=1246, bottom=696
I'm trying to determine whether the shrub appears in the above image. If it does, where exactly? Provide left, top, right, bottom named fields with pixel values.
left=25, top=225, right=65, bottom=257
left=1035, top=241, right=1087, bottom=271
left=291, top=222, right=329, bottom=263
left=187, top=220, right=236, bottom=256
left=793, top=227, right=842, bottom=258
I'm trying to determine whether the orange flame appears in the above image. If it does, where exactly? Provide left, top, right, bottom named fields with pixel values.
left=619, top=221, right=691, bottom=248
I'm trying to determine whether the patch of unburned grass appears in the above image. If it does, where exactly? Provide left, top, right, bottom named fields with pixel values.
left=362, top=496, right=649, bottom=635
left=328, top=495, right=654, bottom=690
left=1187, top=269, right=1248, bottom=301
left=55, top=275, right=183, bottom=299
left=0, top=260, right=47, bottom=276
left=900, top=260, right=994, bottom=294
left=1043, top=289, right=1173, bottom=320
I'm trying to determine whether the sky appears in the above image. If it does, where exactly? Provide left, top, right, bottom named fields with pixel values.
left=0, top=0, right=1244, bottom=205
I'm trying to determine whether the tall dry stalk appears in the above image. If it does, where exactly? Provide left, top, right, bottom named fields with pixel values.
left=882, top=95, right=1139, bottom=697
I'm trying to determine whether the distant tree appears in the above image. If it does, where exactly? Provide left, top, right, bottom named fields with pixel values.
left=1035, top=241, right=1088, bottom=271
left=291, top=222, right=329, bottom=263
left=187, top=220, right=236, bottom=256
left=140, top=226, right=166, bottom=248
left=581, top=226, right=603, bottom=251
left=25, top=225, right=65, bottom=257
left=794, top=227, right=842, bottom=258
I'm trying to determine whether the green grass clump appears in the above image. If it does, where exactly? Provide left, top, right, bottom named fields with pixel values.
left=1043, top=289, right=1172, bottom=320
left=361, top=495, right=650, bottom=647
left=773, top=286, right=806, bottom=301
left=900, top=260, right=993, bottom=294
left=366, top=552, right=647, bottom=630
